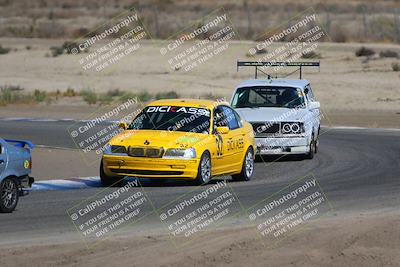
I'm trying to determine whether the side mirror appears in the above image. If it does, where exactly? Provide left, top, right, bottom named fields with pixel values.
left=304, top=88, right=309, bottom=95
left=118, top=122, right=128, bottom=130
left=309, top=101, right=320, bottom=110
left=216, top=126, right=229, bottom=134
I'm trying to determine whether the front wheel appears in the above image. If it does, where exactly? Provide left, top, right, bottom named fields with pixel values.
left=232, top=147, right=254, bottom=181
left=305, top=135, right=316, bottom=159
left=100, top=161, right=123, bottom=187
left=194, top=152, right=211, bottom=185
left=0, top=177, right=19, bottom=213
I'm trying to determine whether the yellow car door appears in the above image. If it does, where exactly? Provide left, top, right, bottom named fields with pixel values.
left=221, top=106, right=245, bottom=172
left=211, top=106, right=231, bottom=175
left=211, top=105, right=244, bottom=175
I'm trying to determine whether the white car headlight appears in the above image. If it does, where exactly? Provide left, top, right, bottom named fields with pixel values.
left=281, top=122, right=303, bottom=134
left=103, top=144, right=127, bottom=155
left=163, top=148, right=196, bottom=159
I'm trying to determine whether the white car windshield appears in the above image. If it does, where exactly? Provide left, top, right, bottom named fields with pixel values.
left=232, top=86, right=305, bottom=109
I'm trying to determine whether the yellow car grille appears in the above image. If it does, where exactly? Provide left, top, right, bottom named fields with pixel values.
left=127, top=147, right=164, bottom=158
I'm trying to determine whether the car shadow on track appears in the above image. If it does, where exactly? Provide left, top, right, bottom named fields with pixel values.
left=255, top=154, right=305, bottom=163
left=124, top=176, right=239, bottom=188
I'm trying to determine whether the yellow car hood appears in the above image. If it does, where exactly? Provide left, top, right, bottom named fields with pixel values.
left=109, top=130, right=210, bottom=148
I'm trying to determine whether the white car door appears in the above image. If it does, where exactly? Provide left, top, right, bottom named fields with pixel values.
left=304, top=85, right=320, bottom=135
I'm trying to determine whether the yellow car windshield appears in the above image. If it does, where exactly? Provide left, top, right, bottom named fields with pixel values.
left=128, top=106, right=211, bottom=134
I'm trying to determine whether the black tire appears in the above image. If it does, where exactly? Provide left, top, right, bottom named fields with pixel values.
left=0, top=177, right=19, bottom=213
left=232, top=147, right=254, bottom=181
left=305, top=135, right=316, bottom=159
left=100, top=161, right=123, bottom=187
left=194, top=151, right=211, bottom=185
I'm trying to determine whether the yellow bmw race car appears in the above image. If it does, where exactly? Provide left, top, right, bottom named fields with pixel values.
left=100, top=99, right=255, bottom=186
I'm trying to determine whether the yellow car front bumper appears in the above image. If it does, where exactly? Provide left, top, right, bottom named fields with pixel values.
left=102, top=155, right=199, bottom=179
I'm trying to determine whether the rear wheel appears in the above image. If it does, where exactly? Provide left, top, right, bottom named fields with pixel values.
left=232, top=147, right=254, bottom=181
left=100, top=161, right=123, bottom=187
left=0, top=177, right=19, bottom=213
left=314, top=136, right=319, bottom=154
left=194, top=152, right=211, bottom=185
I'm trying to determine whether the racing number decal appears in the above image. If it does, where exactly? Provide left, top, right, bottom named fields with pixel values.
left=216, top=134, right=223, bottom=156
left=23, top=160, right=29, bottom=169
left=226, top=138, right=244, bottom=151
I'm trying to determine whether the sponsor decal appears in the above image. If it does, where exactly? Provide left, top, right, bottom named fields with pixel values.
left=227, top=138, right=244, bottom=151
left=146, top=106, right=210, bottom=117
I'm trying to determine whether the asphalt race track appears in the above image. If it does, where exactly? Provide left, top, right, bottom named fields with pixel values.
left=0, top=120, right=399, bottom=247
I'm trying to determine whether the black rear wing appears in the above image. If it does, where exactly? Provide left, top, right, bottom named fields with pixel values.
left=237, top=61, right=320, bottom=79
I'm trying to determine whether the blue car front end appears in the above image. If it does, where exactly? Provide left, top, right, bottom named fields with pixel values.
left=0, top=138, right=35, bottom=213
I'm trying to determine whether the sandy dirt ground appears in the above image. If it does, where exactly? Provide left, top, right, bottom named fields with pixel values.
left=0, top=213, right=398, bottom=267
left=1, top=104, right=399, bottom=129
left=0, top=39, right=399, bottom=128
left=0, top=39, right=399, bottom=112
left=31, top=148, right=99, bottom=181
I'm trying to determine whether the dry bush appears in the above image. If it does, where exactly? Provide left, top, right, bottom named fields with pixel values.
left=301, top=50, right=321, bottom=59
left=392, top=62, right=400, bottom=71
left=355, top=46, right=375, bottom=57
left=380, top=50, right=398, bottom=58
left=0, top=45, right=11, bottom=54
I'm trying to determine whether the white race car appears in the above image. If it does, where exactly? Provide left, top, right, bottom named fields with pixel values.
left=231, top=61, right=321, bottom=159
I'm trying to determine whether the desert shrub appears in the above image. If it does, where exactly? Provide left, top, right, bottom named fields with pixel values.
left=379, top=50, right=398, bottom=58
left=49, top=40, right=82, bottom=57
left=106, top=89, right=124, bottom=97
left=0, top=85, right=41, bottom=105
left=0, top=87, right=15, bottom=105
left=392, top=62, right=400, bottom=72
left=355, top=47, right=375, bottom=57
left=1, top=85, right=23, bottom=91
left=98, top=94, right=113, bottom=105
left=0, top=89, right=21, bottom=105
left=119, top=92, right=135, bottom=102
left=119, top=91, right=151, bottom=102
left=301, top=50, right=320, bottom=59
left=62, top=41, right=80, bottom=54
left=33, top=90, right=47, bottom=102
left=0, top=45, right=11, bottom=54
left=63, top=88, right=77, bottom=97
left=50, top=46, right=64, bottom=57
left=119, top=92, right=137, bottom=103
left=136, top=91, right=152, bottom=102
left=155, top=91, right=179, bottom=99
left=81, top=89, right=97, bottom=104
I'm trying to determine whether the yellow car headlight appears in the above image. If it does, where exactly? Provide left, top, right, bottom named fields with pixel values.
left=163, top=148, right=196, bottom=159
